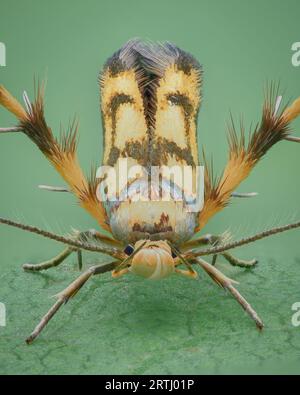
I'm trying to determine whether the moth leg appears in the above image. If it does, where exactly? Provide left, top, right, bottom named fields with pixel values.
left=183, top=234, right=258, bottom=268
left=26, top=260, right=118, bottom=344
left=194, top=257, right=264, bottom=329
left=111, top=240, right=147, bottom=278
left=211, top=254, right=218, bottom=266
left=111, top=268, right=129, bottom=278
left=168, top=242, right=198, bottom=279
left=181, top=233, right=218, bottom=249
left=23, top=246, right=76, bottom=272
left=22, top=227, right=123, bottom=272
left=220, top=252, right=258, bottom=268
left=175, top=268, right=198, bottom=279
left=77, top=250, right=83, bottom=270
left=0, top=217, right=125, bottom=260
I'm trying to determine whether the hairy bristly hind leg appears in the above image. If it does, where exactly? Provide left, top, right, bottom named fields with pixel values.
left=194, top=257, right=264, bottom=329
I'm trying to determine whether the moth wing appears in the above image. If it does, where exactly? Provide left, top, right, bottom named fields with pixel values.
left=98, top=41, right=203, bottom=240
left=99, top=40, right=148, bottom=169
left=138, top=42, right=202, bottom=168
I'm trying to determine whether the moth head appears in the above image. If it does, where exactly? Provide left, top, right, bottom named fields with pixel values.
left=130, top=240, right=175, bottom=280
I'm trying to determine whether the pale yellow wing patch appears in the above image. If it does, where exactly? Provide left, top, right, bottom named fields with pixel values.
left=100, top=68, right=148, bottom=166
left=154, top=64, right=201, bottom=166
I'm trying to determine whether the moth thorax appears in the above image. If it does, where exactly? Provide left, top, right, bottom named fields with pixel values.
left=130, top=240, right=175, bottom=280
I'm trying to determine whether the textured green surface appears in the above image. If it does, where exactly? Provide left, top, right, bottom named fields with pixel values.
left=1, top=0, right=300, bottom=375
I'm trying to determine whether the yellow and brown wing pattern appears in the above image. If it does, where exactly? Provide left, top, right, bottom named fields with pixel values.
left=99, top=40, right=202, bottom=243
left=99, top=39, right=202, bottom=169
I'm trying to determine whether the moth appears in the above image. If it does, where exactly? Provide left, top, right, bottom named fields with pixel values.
left=1, top=39, right=300, bottom=344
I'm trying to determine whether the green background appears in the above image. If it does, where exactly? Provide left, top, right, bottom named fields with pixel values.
left=0, top=0, right=300, bottom=375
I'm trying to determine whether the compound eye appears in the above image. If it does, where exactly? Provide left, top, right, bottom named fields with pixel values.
left=124, top=244, right=134, bottom=256
left=171, top=251, right=177, bottom=259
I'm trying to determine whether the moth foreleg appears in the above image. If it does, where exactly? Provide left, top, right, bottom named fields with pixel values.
left=174, top=268, right=198, bottom=279
left=26, top=260, right=118, bottom=344
left=111, top=268, right=129, bottom=278
left=168, top=243, right=198, bottom=279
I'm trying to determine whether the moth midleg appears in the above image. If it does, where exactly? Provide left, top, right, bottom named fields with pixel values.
left=0, top=217, right=125, bottom=260
left=181, top=234, right=220, bottom=249
left=211, top=251, right=258, bottom=268
left=220, top=252, right=258, bottom=268
left=195, top=257, right=264, bottom=329
left=26, top=261, right=119, bottom=344
left=182, top=234, right=257, bottom=268
left=211, top=254, right=218, bottom=266
left=21, top=227, right=123, bottom=272
left=77, top=250, right=83, bottom=270
left=23, top=246, right=76, bottom=272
